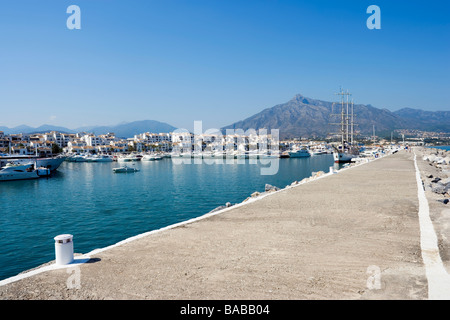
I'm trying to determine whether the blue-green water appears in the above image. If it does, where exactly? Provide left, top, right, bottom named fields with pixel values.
left=428, top=145, right=450, bottom=151
left=0, top=155, right=337, bottom=281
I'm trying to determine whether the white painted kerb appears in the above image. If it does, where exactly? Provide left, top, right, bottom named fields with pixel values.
left=413, top=152, right=450, bottom=300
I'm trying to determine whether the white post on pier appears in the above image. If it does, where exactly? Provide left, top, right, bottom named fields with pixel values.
left=54, top=234, right=74, bottom=265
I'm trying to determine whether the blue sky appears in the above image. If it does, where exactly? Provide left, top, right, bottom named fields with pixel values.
left=0, top=0, right=449, bottom=131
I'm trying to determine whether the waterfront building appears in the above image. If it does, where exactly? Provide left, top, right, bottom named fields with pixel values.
left=64, top=140, right=88, bottom=154
left=98, top=133, right=117, bottom=145
left=82, top=134, right=105, bottom=147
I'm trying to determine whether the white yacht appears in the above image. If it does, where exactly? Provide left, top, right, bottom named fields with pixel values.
left=289, top=147, right=311, bottom=158
left=0, top=155, right=66, bottom=171
left=66, top=154, right=88, bottom=162
left=311, top=146, right=328, bottom=155
left=118, top=154, right=140, bottom=162
left=142, top=154, right=163, bottom=161
left=0, top=163, right=40, bottom=181
left=89, top=154, right=113, bottom=162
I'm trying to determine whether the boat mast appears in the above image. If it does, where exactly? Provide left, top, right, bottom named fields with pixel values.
left=346, top=90, right=350, bottom=143
left=351, top=99, right=354, bottom=144
left=336, top=88, right=351, bottom=145
left=330, top=88, right=353, bottom=148
left=340, top=89, right=345, bottom=146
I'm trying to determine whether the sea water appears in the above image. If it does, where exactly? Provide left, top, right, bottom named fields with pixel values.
left=430, top=145, right=450, bottom=151
left=0, top=155, right=338, bottom=280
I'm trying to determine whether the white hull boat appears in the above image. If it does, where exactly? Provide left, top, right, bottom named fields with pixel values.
left=333, top=151, right=356, bottom=163
left=0, top=155, right=66, bottom=171
left=88, top=155, right=113, bottom=162
left=0, top=164, right=41, bottom=181
left=289, top=149, right=311, bottom=158
left=142, top=154, right=163, bottom=161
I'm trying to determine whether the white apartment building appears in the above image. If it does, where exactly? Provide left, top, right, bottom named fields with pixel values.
left=82, top=134, right=105, bottom=147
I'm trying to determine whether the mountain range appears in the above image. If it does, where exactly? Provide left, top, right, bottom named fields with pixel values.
left=221, top=94, right=450, bottom=139
left=0, top=120, right=177, bottom=139
left=1, top=94, right=449, bottom=139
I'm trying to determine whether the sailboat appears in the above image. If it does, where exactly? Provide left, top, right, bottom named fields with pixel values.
left=330, top=88, right=359, bottom=163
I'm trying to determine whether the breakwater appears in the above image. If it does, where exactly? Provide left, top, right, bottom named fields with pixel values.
left=0, top=155, right=337, bottom=281
left=2, top=150, right=439, bottom=300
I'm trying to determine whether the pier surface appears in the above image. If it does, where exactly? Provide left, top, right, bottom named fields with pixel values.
left=1, top=150, right=449, bottom=299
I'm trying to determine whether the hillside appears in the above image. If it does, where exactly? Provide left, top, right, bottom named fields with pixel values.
left=222, top=94, right=447, bottom=139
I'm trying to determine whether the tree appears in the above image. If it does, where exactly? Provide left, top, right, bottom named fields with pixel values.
left=52, top=143, right=62, bottom=155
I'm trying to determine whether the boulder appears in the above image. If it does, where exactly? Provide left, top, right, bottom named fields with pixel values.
left=315, top=171, right=325, bottom=177
left=441, top=177, right=450, bottom=186
left=251, top=191, right=260, bottom=198
left=265, top=184, right=279, bottom=192
left=432, top=182, right=447, bottom=194
left=300, top=177, right=311, bottom=184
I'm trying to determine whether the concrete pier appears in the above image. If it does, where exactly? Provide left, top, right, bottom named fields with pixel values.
left=1, top=149, right=449, bottom=300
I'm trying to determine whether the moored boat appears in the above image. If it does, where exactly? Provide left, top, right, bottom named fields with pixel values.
left=0, top=155, right=66, bottom=171
left=288, top=148, right=311, bottom=158
left=142, top=154, right=163, bottom=161
left=88, top=154, right=113, bottom=162
left=112, top=165, right=139, bottom=173
left=333, top=148, right=357, bottom=163
left=0, top=163, right=40, bottom=181
left=117, top=154, right=140, bottom=162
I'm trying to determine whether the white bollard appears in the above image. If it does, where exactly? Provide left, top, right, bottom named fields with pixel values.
left=54, top=234, right=74, bottom=265
left=329, top=166, right=334, bottom=174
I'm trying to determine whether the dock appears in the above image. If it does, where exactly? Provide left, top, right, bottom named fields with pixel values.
left=1, top=149, right=449, bottom=300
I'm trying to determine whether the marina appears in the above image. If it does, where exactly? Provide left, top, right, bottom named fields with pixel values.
left=0, top=153, right=339, bottom=281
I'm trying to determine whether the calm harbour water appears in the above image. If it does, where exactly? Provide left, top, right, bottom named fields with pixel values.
left=429, top=145, right=450, bottom=151
left=0, top=155, right=338, bottom=281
